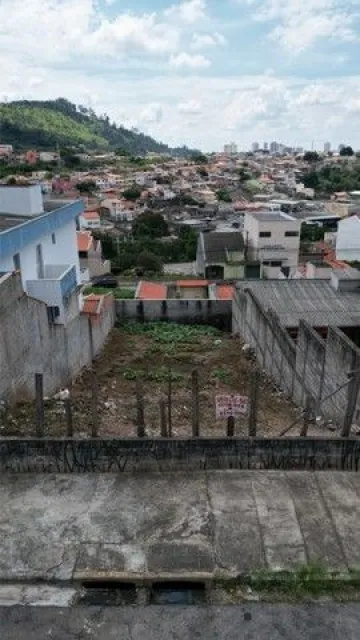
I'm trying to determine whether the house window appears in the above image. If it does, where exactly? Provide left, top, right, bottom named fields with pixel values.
left=79, top=251, right=88, bottom=259
left=52, top=233, right=56, bottom=244
left=47, top=306, right=60, bottom=323
left=13, top=253, right=21, bottom=271
left=259, top=231, right=271, bottom=238
left=285, top=231, right=299, bottom=237
left=36, top=244, right=44, bottom=279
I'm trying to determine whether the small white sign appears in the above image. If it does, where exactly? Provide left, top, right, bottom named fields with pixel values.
left=216, top=394, right=249, bottom=419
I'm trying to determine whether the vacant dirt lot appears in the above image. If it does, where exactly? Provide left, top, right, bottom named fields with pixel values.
left=3, top=322, right=303, bottom=438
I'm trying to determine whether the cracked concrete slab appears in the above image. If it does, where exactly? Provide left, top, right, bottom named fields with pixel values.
left=0, top=471, right=360, bottom=582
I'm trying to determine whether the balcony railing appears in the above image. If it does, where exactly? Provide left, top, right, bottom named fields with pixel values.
left=26, top=264, right=77, bottom=308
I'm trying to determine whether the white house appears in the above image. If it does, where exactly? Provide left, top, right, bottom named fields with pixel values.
left=79, top=210, right=101, bottom=230
left=336, top=215, right=360, bottom=262
left=244, top=210, right=301, bottom=276
left=0, top=184, right=83, bottom=325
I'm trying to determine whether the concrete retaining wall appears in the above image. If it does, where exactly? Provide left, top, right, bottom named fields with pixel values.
left=0, top=273, right=115, bottom=403
left=116, top=299, right=232, bottom=331
left=233, top=288, right=360, bottom=426
left=1, top=437, right=360, bottom=472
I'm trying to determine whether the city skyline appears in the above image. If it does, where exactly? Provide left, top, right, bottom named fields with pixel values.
left=0, top=0, right=359, bottom=152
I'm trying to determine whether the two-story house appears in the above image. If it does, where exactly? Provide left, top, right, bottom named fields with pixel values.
left=196, top=231, right=245, bottom=279
left=244, top=211, right=301, bottom=277
left=77, top=230, right=111, bottom=282
left=0, top=184, right=83, bottom=324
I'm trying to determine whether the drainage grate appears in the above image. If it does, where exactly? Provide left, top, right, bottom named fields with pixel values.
left=77, top=581, right=137, bottom=606
left=150, top=581, right=207, bottom=605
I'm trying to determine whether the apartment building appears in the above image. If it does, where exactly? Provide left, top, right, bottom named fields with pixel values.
left=244, top=211, right=301, bottom=277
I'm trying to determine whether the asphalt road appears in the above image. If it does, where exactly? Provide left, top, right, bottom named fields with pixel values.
left=1, top=604, right=360, bottom=640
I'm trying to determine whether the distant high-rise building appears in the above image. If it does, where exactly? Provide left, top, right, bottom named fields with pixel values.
left=324, top=142, right=331, bottom=153
left=224, top=142, right=237, bottom=154
left=252, top=142, right=259, bottom=152
left=264, top=142, right=269, bottom=151
left=270, top=141, right=279, bottom=154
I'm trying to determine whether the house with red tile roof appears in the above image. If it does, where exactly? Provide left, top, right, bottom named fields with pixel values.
left=77, top=231, right=110, bottom=282
left=135, top=281, right=168, bottom=300
left=79, top=210, right=101, bottom=230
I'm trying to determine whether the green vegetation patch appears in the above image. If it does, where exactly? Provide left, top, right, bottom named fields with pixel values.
left=217, top=565, right=360, bottom=599
left=119, top=321, right=221, bottom=344
left=119, top=366, right=184, bottom=383
left=84, top=287, right=135, bottom=299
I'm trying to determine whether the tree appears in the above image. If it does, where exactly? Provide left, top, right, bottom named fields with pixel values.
left=115, top=148, right=130, bottom=156
left=340, top=146, right=354, bottom=157
left=302, top=172, right=319, bottom=189
left=136, top=250, right=163, bottom=274
left=122, top=186, right=142, bottom=201
left=216, top=188, right=232, bottom=203
left=133, top=212, right=168, bottom=238
left=77, top=180, right=97, bottom=194
left=303, top=151, right=319, bottom=163
left=191, top=153, right=208, bottom=164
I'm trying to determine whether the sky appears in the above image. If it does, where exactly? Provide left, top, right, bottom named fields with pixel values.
left=0, top=0, right=359, bottom=151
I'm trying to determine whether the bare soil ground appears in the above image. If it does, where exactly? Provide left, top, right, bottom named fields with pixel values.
left=2, top=322, right=312, bottom=438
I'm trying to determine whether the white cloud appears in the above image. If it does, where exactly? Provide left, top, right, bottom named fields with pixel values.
left=165, top=0, right=207, bottom=24
left=190, top=32, right=226, bottom=49
left=169, top=52, right=211, bottom=68
left=178, top=99, right=202, bottom=113
left=140, top=103, right=164, bottom=123
left=240, top=0, right=358, bottom=52
left=0, top=0, right=180, bottom=62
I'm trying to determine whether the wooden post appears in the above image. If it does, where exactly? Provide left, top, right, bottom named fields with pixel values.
left=136, top=377, right=145, bottom=438
left=300, top=395, right=311, bottom=437
left=35, top=373, right=45, bottom=437
left=88, top=318, right=99, bottom=438
left=64, top=396, right=73, bottom=438
left=227, top=415, right=235, bottom=437
left=167, top=368, right=172, bottom=438
left=248, top=370, right=259, bottom=437
left=191, top=369, right=200, bottom=437
left=341, top=369, right=360, bottom=437
left=160, top=398, right=167, bottom=438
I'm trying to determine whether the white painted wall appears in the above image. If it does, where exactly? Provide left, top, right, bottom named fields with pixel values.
left=0, top=185, right=44, bottom=216
left=336, top=216, right=360, bottom=261
left=244, top=212, right=301, bottom=268
left=0, top=219, right=81, bottom=287
left=79, top=215, right=101, bottom=229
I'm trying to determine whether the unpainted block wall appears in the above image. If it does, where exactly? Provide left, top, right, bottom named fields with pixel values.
left=0, top=274, right=115, bottom=402
left=233, top=288, right=360, bottom=426
left=116, top=298, right=232, bottom=331
left=294, top=321, right=326, bottom=409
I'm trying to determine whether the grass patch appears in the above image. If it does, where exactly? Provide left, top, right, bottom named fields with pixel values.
left=216, top=565, right=360, bottom=599
left=84, top=287, right=135, bottom=299
left=119, top=321, right=221, bottom=344
left=212, top=368, right=231, bottom=384
left=119, top=366, right=184, bottom=383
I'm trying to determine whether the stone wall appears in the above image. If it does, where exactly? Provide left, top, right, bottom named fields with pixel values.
left=116, top=299, right=232, bottom=331
left=1, top=437, right=360, bottom=472
left=0, top=273, right=115, bottom=403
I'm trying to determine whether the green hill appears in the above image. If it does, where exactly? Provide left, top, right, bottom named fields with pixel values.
left=0, top=98, right=190, bottom=156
